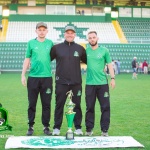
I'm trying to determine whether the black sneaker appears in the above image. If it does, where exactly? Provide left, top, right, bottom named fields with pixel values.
left=26, top=127, right=34, bottom=136
left=43, top=127, right=52, bottom=135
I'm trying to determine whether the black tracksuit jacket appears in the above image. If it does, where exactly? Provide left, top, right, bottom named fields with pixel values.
left=50, top=40, right=87, bottom=85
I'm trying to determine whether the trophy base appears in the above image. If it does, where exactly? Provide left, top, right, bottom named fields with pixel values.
left=66, top=131, right=74, bottom=140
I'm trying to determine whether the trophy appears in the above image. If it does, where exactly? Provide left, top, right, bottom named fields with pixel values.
left=65, top=90, right=76, bottom=140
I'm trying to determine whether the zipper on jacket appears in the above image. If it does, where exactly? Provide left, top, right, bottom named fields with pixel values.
left=68, top=42, right=71, bottom=85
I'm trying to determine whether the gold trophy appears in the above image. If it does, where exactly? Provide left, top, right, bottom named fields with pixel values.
left=65, top=90, right=76, bottom=140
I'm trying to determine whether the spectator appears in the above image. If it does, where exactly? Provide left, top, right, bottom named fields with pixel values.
left=136, top=62, right=139, bottom=74
left=111, top=60, right=115, bottom=74
left=148, top=64, right=150, bottom=75
left=132, top=57, right=137, bottom=79
left=116, top=60, right=121, bottom=74
left=81, top=10, right=85, bottom=15
left=77, top=10, right=81, bottom=15
left=142, top=60, right=148, bottom=74
left=139, top=62, right=143, bottom=74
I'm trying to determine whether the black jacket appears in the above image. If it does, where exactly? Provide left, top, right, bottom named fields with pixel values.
left=50, top=40, right=87, bottom=85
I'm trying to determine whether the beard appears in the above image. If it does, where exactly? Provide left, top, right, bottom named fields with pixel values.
left=89, top=41, right=97, bottom=47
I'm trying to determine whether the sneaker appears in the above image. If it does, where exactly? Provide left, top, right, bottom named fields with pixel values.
left=74, top=129, right=83, bottom=135
left=101, top=131, right=108, bottom=137
left=85, top=131, right=93, bottom=136
left=52, top=128, right=60, bottom=136
left=43, top=127, right=52, bottom=135
left=26, top=127, right=34, bottom=136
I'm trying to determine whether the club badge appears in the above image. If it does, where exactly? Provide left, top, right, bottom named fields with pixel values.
left=0, top=103, right=12, bottom=131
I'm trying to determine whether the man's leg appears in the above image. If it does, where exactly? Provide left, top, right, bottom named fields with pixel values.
left=85, top=85, right=96, bottom=132
left=27, top=77, right=39, bottom=127
left=97, top=84, right=110, bottom=133
left=27, top=77, right=39, bottom=135
left=71, top=84, right=83, bottom=130
left=40, top=77, right=53, bottom=127
left=53, top=84, right=69, bottom=130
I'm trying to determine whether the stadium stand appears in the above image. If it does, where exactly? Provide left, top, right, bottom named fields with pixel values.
left=102, top=44, right=150, bottom=73
left=0, top=43, right=26, bottom=71
left=118, top=18, right=150, bottom=44
left=6, top=21, right=120, bottom=43
left=1, top=0, right=150, bottom=6
left=0, top=42, right=57, bottom=72
left=0, top=2, right=150, bottom=73
left=0, top=42, right=150, bottom=73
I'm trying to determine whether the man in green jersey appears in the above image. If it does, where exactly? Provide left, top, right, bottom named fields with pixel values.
left=21, top=22, right=53, bottom=136
left=85, top=31, right=115, bottom=136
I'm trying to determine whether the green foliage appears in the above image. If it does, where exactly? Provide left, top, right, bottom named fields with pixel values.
left=0, top=73, right=149, bottom=149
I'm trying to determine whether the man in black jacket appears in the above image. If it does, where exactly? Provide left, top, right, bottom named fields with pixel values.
left=50, top=26, right=86, bottom=136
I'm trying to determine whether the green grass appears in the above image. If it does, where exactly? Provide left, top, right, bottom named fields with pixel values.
left=0, top=73, right=149, bottom=150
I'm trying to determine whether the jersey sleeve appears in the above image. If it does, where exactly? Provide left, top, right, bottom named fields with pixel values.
left=50, top=40, right=54, bottom=48
left=25, top=41, right=32, bottom=58
left=105, top=48, right=112, bottom=64
left=52, top=41, right=54, bottom=47
left=50, top=45, right=57, bottom=61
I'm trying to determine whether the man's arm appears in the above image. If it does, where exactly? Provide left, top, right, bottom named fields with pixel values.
left=21, top=58, right=30, bottom=86
left=81, top=47, right=87, bottom=64
left=50, top=45, right=56, bottom=61
left=107, top=63, right=115, bottom=89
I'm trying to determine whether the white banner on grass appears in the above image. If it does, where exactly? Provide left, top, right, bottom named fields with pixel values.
left=5, top=136, right=144, bottom=149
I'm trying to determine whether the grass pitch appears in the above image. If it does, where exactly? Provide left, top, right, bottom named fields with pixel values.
left=0, top=73, right=149, bottom=150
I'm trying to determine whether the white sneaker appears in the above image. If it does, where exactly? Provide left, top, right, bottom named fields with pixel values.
left=52, top=128, right=60, bottom=136
left=85, top=131, right=93, bottom=136
left=101, top=131, right=109, bottom=137
left=74, top=129, right=83, bottom=135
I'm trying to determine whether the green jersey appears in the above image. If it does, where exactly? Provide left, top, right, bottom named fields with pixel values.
left=86, top=46, right=112, bottom=85
left=26, top=38, right=53, bottom=77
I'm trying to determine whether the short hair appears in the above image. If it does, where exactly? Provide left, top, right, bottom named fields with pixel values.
left=88, top=31, right=97, bottom=35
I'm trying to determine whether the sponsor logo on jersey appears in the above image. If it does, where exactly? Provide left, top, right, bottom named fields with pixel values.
left=97, top=53, right=102, bottom=59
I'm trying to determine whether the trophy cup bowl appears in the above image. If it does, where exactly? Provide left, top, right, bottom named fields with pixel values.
left=65, top=90, right=76, bottom=140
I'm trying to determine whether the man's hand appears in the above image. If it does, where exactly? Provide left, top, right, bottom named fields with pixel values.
left=110, top=79, right=115, bottom=89
left=21, top=75, right=26, bottom=86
